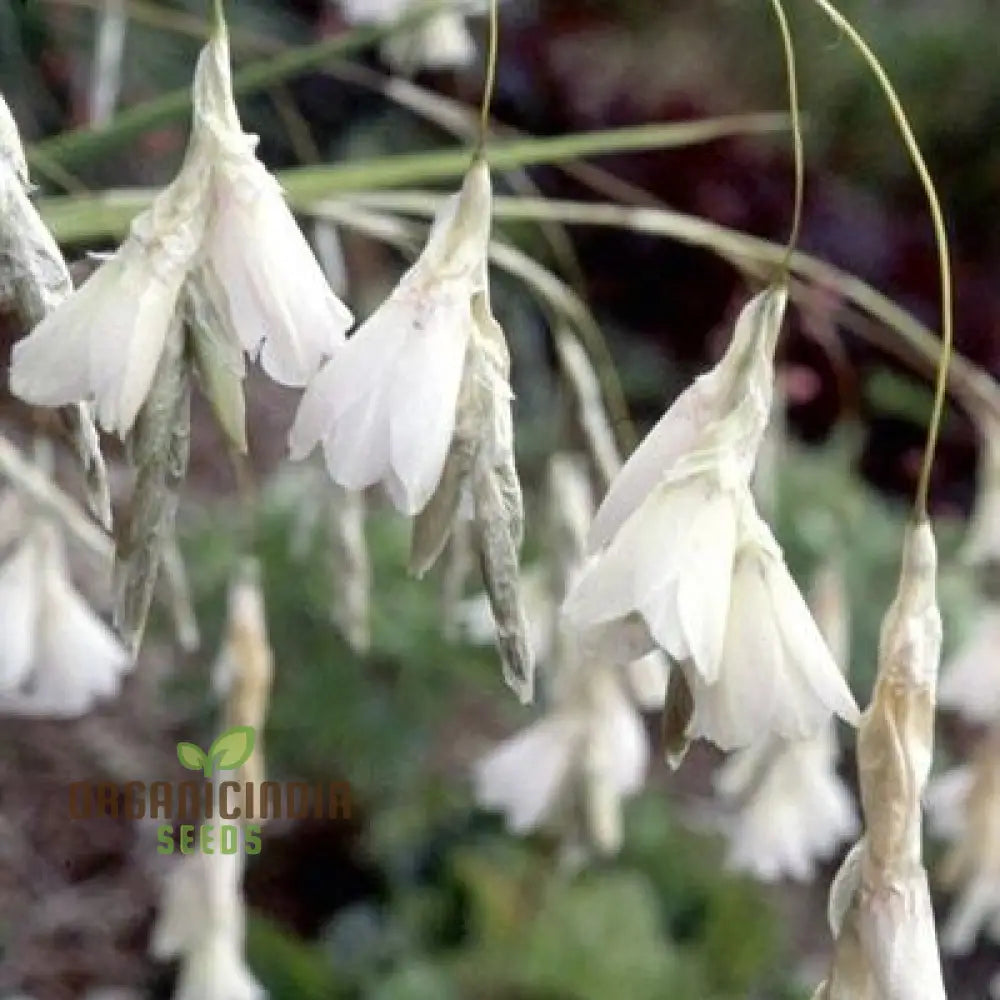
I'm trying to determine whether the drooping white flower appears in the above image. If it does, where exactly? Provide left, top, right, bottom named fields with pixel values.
left=289, top=159, right=492, bottom=515
left=474, top=656, right=649, bottom=855
left=10, top=23, right=350, bottom=436
left=151, top=820, right=263, bottom=1000
left=192, top=29, right=353, bottom=387
left=815, top=520, right=947, bottom=1000
left=584, top=288, right=786, bottom=553
left=563, top=288, right=859, bottom=750
left=937, top=602, right=1000, bottom=723
left=926, top=730, right=1000, bottom=956
left=9, top=168, right=208, bottom=436
left=715, top=559, right=859, bottom=881
left=0, top=519, right=131, bottom=715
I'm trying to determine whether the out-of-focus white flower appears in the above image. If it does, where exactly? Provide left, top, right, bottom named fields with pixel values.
left=151, top=822, right=263, bottom=1000
left=964, top=419, right=1000, bottom=566
left=10, top=24, right=350, bottom=436
left=715, top=559, right=858, bottom=881
left=340, top=0, right=485, bottom=72
left=290, top=160, right=492, bottom=515
left=192, top=30, right=352, bottom=387
left=926, top=730, right=1000, bottom=956
left=0, top=519, right=130, bottom=715
left=815, top=520, right=947, bottom=1000
left=563, top=288, right=859, bottom=750
left=937, top=603, right=1000, bottom=723
left=474, top=658, right=648, bottom=855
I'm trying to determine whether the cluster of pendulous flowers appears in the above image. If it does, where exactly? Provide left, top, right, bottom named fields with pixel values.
left=1, top=1, right=972, bottom=992
left=6, top=10, right=533, bottom=701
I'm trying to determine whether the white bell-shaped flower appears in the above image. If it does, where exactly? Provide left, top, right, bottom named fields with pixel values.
left=474, top=658, right=648, bottom=855
left=585, top=288, right=787, bottom=553
left=289, top=159, right=492, bottom=515
left=937, top=603, right=1000, bottom=723
left=563, top=288, right=859, bottom=749
left=10, top=164, right=208, bottom=436
left=10, top=22, right=350, bottom=436
left=0, top=519, right=131, bottom=715
left=192, top=30, right=353, bottom=387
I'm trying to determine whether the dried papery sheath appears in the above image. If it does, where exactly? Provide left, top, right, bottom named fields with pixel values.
left=290, top=159, right=493, bottom=515
left=193, top=25, right=352, bottom=386
left=0, top=94, right=111, bottom=529
left=0, top=516, right=130, bottom=715
left=815, top=519, right=946, bottom=1000
left=564, top=295, right=859, bottom=751
left=213, top=559, right=273, bottom=791
left=926, top=728, right=1000, bottom=956
left=113, top=316, right=191, bottom=657
left=327, top=484, right=371, bottom=654
left=714, top=558, right=858, bottom=882
left=151, top=817, right=263, bottom=1000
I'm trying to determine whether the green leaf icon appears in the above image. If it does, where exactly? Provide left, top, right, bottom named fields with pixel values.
left=177, top=742, right=207, bottom=772
left=206, top=725, right=256, bottom=776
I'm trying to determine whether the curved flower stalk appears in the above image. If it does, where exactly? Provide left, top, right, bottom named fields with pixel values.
left=0, top=517, right=130, bottom=716
left=813, top=521, right=946, bottom=1000
left=563, top=287, right=859, bottom=751
left=714, top=558, right=858, bottom=882
left=151, top=820, right=263, bottom=1000
left=926, top=728, right=1000, bottom=958
left=10, top=18, right=351, bottom=439
left=474, top=650, right=650, bottom=858
left=340, top=0, right=491, bottom=72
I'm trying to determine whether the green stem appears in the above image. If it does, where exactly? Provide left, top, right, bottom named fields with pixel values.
left=768, top=0, right=803, bottom=272
left=808, top=0, right=953, bottom=521
left=476, top=0, right=499, bottom=154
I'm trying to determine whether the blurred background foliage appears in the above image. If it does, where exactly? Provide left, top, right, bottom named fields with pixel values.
left=2, top=0, right=1000, bottom=998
